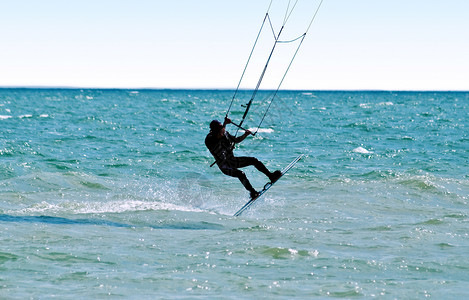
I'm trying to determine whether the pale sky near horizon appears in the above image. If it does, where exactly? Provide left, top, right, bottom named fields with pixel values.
left=1, top=0, right=468, bottom=91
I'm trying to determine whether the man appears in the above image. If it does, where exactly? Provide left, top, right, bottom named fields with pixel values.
left=205, top=117, right=281, bottom=199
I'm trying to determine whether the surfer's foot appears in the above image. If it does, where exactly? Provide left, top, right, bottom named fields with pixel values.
left=269, top=170, right=282, bottom=184
left=250, top=190, right=260, bottom=200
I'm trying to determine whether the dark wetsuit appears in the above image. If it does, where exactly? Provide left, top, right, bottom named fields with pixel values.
left=205, top=131, right=271, bottom=193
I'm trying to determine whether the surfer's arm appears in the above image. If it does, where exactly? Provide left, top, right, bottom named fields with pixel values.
left=223, top=117, right=231, bottom=128
left=232, top=130, right=251, bottom=143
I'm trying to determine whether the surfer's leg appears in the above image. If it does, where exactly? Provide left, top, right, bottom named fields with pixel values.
left=231, top=157, right=269, bottom=174
left=219, top=165, right=257, bottom=194
left=231, top=157, right=280, bottom=182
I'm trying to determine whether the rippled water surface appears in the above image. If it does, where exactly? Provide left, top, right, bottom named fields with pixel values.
left=1, top=89, right=468, bottom=298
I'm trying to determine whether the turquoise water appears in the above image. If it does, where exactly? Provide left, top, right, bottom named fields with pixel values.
left=1, top=88, right=468, bottom=298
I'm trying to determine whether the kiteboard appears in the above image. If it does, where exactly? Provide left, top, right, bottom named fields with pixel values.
left=233, top=154, right=304, bottom=217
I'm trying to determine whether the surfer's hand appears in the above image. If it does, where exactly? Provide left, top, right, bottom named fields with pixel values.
left=224, top=117, right=232, bottom=125
left=244, top=129, right=252, bottom=136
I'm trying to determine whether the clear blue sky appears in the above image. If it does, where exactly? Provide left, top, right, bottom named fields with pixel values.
left=1, top=0, right=468, bottom=90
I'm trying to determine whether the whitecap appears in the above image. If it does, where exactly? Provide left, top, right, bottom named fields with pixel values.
left=74, top=200, right=205, bottom=214
left=251, top=128, right=274, bottom=133
left=10, top=200, right=205, bottom=215
left=379, top=101, right=394, bottom=106
left=302, top=92, right=317, bottom=97
left=0, top=115, right=12, bottom=120
left=359, top=103, right=371, bottom=109
left=19, top=114, right=33, bottom=119
left=353, top=146, right=373, bottom=154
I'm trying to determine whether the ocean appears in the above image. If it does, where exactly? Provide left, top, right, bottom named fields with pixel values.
left=1, top=88, right=468, bottom=298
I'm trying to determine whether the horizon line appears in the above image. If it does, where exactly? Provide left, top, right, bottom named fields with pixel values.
left=1, top=85, right=468, bottom=93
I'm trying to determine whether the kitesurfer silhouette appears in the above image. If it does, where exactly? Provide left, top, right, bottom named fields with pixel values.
left=205, top=117, right=281, bottom=199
